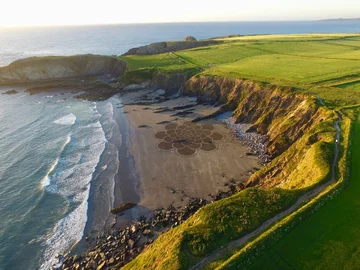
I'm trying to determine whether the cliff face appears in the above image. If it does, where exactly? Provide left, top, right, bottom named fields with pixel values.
left=183, top=76, right=321, bottom=157
left=183, top=75, right=335, bottom=189
left=0, top=55, right=127, bottom=84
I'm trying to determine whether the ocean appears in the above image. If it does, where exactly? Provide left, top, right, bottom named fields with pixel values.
left=0, top=21, right=360, bottom=270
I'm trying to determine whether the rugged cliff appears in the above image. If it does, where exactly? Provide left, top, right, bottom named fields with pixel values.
left=183, top=75, right=336, bottom=189
left=0, top=54, right=127, bottom=84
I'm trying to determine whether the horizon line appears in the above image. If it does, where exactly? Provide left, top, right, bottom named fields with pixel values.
left=0, top=17, right=359, bottom=29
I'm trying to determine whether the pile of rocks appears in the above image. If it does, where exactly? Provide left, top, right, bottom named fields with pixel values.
left=57, top=198, right=207, bottom=270
left=218, top=114, right=271, bottom=164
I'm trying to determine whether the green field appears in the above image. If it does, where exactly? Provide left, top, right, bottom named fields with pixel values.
left=120, top=34, right=360, bottom=106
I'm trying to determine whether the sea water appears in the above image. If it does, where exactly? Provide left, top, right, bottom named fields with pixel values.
left=0, top=89, right=120, bottom=269
left=1, top=21, right=360, bottom=269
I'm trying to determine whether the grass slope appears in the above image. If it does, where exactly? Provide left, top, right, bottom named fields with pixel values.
left=122, top=189, right=299, bottom=270
left=210, top=111, right=356, bottom=270
left=240, top=112, right=360, bottom=270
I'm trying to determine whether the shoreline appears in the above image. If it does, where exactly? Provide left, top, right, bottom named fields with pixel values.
left=0, top=82, right=269, bottom=269
left=59, top=88, right=270, bottom=269
left=111, top=96, right=142, bottom=228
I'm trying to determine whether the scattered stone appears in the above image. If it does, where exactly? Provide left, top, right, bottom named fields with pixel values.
left=154, top=107, right=174, bottom=113
left=172, top=104, right=196, bottom=110
left=155, top=89, right=166, bottom=95
left=171, top=110, right=194, bottom=117
left=130, top=225, right=137, bottom=234
left=108, top=257, right=115, bottom=265
left=188, top=97, right=197, bottom=102
left=96, top=261, right=106, bottom=270
left=156, top=121, right=173, bottom=125
left=128, top=239, right=135, bottom=249
left=72, top=254, right=81, bottom=263
left=143, top=229, right=153, bottom=236
left=110, top=203, right=137, bottom=214
left=2, top=89, right=18, bottom=95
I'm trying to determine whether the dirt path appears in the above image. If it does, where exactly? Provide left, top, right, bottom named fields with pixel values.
left=190, top=115, right=341, bottom=270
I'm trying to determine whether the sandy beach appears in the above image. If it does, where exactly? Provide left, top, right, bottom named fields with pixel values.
left=113, top=89, right=262, bottom=220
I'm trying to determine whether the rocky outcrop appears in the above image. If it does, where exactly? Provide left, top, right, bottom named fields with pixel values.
left=118, top=69, right=200, bottom=95
left=185, top=36, right=197, bottom=41
left=0, top=55, right=127, bottom=84
left=123, top=40, right=220, bottom=56
left=2, top=89, right=18, bottom=95
left=151, top=71, right=191, bottom=93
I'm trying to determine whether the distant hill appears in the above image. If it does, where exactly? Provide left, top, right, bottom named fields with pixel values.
left=320, top=17, right=360, bottom=21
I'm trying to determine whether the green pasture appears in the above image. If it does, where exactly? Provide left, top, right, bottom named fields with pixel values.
left=120, top=34, right=360, bottom=106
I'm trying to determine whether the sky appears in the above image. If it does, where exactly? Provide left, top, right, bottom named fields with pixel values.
left=0, top=0, right=359, bottom=27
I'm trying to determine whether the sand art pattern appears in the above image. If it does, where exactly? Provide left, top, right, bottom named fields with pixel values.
left=155, top=122, right=224, bottom=156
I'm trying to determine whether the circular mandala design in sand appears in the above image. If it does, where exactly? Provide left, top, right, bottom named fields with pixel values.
left=155, top=121, right=224, bottom=156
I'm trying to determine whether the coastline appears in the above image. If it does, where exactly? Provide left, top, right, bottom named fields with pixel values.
left=111, top=96, right=141, bottom=228
left=59, top=88, right=269, bottom=269
left=119, top=89, right=262, bottom=212
left=79, top=95, right=142, bottom=250
left=0, top=80, right=268, bottom=270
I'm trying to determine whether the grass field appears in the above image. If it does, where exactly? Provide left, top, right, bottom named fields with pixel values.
left=230, top=112, right=360, bottom=270
left=120, top=34, right=360, bottom=106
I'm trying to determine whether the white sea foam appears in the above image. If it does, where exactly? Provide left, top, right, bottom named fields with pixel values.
left=40, top=158, right=58, bottom=188
left=41, top=109, right=107, bottom=269
left=83, top=121, right=102, bottom=129
left=40, top=189, right=89, bottom=270
left=54, top=113, right=76, bottom=126
left=40, top=135, right=71, bottom=189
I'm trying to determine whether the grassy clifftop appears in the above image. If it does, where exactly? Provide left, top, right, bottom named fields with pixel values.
left=118, top=34, right=360, bottom=269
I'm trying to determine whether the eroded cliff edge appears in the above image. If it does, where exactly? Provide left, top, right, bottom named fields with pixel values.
left=183, top=75, right=336, bottom=190
left=0, top=54, right=127, bottom=84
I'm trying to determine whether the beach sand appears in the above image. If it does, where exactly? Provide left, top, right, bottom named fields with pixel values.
left=113, top=89, right=262, bottom=221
